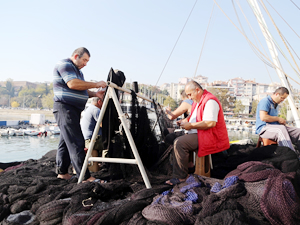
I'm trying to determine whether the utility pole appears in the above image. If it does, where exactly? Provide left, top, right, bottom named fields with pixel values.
left=248, top=0, right=300, bottom=127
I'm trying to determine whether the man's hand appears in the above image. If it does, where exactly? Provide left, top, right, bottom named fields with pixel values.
left=180, top=121, right=193, bottom=130
left=96, top=81, right=107, bottom=88
left=95, top=90, right=105, bottom=99
left=176, top=119, right=182, bottom=126
left=278, top=117, right=286, bottom=125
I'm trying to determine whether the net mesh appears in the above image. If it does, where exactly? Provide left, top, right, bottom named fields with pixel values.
left=0, top=91, right=300, bottom=224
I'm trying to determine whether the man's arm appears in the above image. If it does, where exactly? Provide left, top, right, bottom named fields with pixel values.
left=180, top=120, right=216, bottom=130
left=260, top=110, right=286, bottom=124
left=67, top=79, right=106, bottom=91
left=166, top=102, right=191, bottom=120
left=180, top=99, right=218, bottom=130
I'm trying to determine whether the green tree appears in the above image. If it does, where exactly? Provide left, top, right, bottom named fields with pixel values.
left=5, top=79, right=15, bottom=97
left=35, top=83, right=48, bottom=96
left=250, top=99, right=258, bottom=115
left=18, top=87, right=36, bottom=97
left=0, top=95, right=9, bottom=106
left=41, top=91, right=54, bottom=109
left=207, top=87, right=235, bottom=111
left=278, top=100, right=288, bottom=120
left=164, top=96, right=177, bottom=110
left=233, top=100, right=245, bottom=115
left=162, top=89, right=169, bottom=96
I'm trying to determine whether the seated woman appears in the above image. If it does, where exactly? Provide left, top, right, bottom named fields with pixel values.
left=164, top=90, right=194, bottom=173
left=165, top=90, right=193, bottom=121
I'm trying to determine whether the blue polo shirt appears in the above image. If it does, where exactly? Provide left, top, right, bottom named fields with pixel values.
left=255, top=95, right=279, bottom=134
left=80, top=104, right=102, bottom=140
left=53, top=58, right=88, bottom=111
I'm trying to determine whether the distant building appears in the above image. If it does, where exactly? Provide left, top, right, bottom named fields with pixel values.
left=193, top=75, right=208, bottom=84
left=169, top=83, right=178, bottom=101
left=228, top=77, right=245, bottom=96
left=244, top=80, right=257, bottom=99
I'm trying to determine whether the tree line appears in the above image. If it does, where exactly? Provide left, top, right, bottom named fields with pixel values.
left=0, top=79, right=54, bottom=109
left=0, top=80, right=289, bottom=119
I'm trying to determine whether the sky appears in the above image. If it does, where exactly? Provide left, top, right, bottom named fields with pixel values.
left=1, top=0, right=300, bottom=89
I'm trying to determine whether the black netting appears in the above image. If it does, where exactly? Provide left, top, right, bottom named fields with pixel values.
left=1, top=81, right=300, bottom=224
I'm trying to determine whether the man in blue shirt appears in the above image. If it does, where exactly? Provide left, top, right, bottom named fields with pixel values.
left=53, top=47, right=106, bottom=182
left=80, top=95, right=107, bottom=172
left=256, top=87, right=300, bottom=154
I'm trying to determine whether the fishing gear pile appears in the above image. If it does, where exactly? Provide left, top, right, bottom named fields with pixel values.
left=1, top=69, right=300, bottom=224
left=1, top=143, right=300, bottom=224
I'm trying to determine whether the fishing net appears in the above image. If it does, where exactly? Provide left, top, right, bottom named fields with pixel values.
left=1, top=72, right=300, bottom=224
left=1, top=140, right=300, bottom=225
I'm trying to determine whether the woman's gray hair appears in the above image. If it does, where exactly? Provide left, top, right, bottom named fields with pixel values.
left=92, top=97, right=100, bottom=103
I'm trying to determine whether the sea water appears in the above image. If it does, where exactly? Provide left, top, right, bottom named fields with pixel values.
left=0, top=130, right=259, bottom=163
left=1, top=135, right=60, bottom=163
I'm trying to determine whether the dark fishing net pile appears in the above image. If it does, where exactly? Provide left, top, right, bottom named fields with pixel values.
left=1, top=79, right=300, bottom=224
left=1, top=142, right=300, bottom=224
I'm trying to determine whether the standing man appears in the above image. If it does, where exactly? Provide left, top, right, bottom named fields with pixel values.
left=53, top=47, right=106, bottom=182
left=166, top=81, right=230, bottom=185
left=256, top=87, right=300, bottom=153
left=80, top=95, right=107, bottom=172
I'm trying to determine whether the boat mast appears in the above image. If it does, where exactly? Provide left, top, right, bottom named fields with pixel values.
left=248, top=0, right=300, bottom=128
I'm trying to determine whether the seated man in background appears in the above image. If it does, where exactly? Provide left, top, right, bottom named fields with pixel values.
left=256, top=86, right=300, bottom=154
left=166, top=81, right=229, bottom=185
left=80, top=95, right=108, bottom=172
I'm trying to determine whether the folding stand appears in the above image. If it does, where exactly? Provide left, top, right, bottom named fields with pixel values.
left=78, top=82, right=152, bottom=188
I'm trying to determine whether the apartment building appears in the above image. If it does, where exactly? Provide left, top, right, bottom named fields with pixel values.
left=228, top=77, right=245, bottom=96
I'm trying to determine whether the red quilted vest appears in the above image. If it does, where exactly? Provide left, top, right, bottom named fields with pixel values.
left=189, top=90, right=230, bottom=157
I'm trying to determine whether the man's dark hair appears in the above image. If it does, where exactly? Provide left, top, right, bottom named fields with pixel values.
left=72, top=47, right=90, bottom=58
left=186, top=80, right=203, bottom=91
left=274, top=87, right=289, bottom=95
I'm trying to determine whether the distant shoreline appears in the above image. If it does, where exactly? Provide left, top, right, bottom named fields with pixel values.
left=0, top=109, right=55, bottom=121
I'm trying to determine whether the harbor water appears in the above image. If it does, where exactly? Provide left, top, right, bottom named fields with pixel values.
left=1, top=135, right=60, bottom=163
left=0, top=130, right=259, bottom=163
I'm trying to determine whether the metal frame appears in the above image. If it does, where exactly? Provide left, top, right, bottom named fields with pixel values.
left=78, top=82, right=152, bottom=188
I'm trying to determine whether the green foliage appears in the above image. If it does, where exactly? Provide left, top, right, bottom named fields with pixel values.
left=162, top=89, right=169, bottom=95
left=163, top=96, right=177, bottom=110
left=207, top=87, right=235, bottom=111
left=278, top=100, right=288, bottom=120
left=0, top=95, right=9, bottom=106
left=250, top=99, right=258, bottom=115
left=0, top=82, right=54, bottom=108
left=41, top=91, right=54, bottom=109
left=0, top=86, right=8, bottom=95
left=5, top=79, right=15, bottom=97
left=18, top=87, right=36, bottom=97
left=233, top=100, right=245, bottom=114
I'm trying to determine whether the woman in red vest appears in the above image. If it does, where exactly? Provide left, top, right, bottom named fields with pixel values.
left=166, top=81, right=230, bottom=185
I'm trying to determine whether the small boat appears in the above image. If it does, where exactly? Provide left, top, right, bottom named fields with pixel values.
left=49, top=130, right=60, bottom=135
left=7, top=129, right=15, bottom=136
left=14, top=129, right=25, bottom=136
left=24, top=130, right=41, bottom=136
left=49, top=126, right=60, bottom=135
left=0, top=129, right=9, bottom=136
